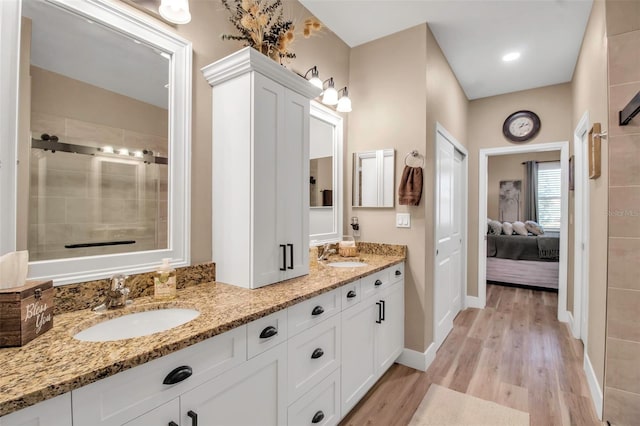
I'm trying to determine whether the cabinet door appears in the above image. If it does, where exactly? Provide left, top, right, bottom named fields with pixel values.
left=252, top=72, right=286, bottom=288
left=123, top=399, right=179, bottom=426
left=340, top=299, right=377, bottom=415
left=376, top=281, right=404, bottom=375
left=280, top=88, right=310, bottom=280
left=181, top=343, right=287, bottom=426
left=0, top=394, right=71, bottom=426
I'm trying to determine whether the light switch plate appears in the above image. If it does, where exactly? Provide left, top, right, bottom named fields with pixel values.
left=396, top=213, right=410, bottom=228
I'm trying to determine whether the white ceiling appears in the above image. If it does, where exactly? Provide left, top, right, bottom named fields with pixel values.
left=22, top=0, right=169, bottom=109
left=299, top=0, right=594, bottom=99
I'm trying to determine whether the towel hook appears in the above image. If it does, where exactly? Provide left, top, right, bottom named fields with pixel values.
left=404, top=150, right=424, bottom=167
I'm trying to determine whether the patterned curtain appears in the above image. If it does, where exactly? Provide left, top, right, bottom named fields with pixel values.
left=524, top=161, right=538, bottom=222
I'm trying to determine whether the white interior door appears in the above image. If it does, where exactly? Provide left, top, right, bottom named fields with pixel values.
left=435, top=130, right=464, bottom=349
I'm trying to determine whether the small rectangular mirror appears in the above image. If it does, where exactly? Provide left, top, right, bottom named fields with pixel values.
left=352, top=149, right=395, bottom=208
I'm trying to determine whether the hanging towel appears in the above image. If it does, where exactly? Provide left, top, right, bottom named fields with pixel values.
left=398, top=166, right=423, bottom=206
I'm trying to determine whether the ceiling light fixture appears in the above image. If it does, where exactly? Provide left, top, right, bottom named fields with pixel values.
left=502, top=51, right=521, bottom=62
left=159, top=0, right=192, bottom=24
left=336, top=87, right=352, bottom=113
left=303, top=66, right=323, bottom=89
left=321, top=78, right=338, bottom=106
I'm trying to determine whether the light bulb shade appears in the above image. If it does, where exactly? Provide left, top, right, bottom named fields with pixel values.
left=159, top=0, right=191, bottom=24
left=322, top=87, right=338, bottom=105
left=337, top=95, right=352, bottom=112
left=309, top=77, right=323, bottom=89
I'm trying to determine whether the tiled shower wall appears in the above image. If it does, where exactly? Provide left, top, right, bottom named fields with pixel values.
left=604, top=1, right=640, bottom=423
left=29, top=112, right=168, bottom=260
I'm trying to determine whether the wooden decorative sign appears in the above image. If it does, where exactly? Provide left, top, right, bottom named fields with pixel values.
left=0, top=280, right=54, bottom=347
left=588, top=123, right=602, bottom=179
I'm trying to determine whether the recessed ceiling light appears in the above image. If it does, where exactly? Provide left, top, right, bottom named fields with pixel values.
left=502, top=52, right=521, bottom=62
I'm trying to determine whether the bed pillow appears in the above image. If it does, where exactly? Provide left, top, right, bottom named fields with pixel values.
left=502, top=222, right=513, bottom=236
left=488, top=220, right=503, bottom=235
left=487, top=218, right=492, bottom=234
left=512, top=221, right=528, bottom=236
left=525, top=220, right=545, bottom=235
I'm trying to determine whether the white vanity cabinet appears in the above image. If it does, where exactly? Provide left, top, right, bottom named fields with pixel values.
left=202, top=47, right=321, bottom=290
left=341, top=264, right=405, bottom=415
left=0, top=394, right=72, bottom=426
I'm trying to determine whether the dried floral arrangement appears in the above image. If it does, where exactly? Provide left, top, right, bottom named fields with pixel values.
left=221, top=0, right=322, bottom=62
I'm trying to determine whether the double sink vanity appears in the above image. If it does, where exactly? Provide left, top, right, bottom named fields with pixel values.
left=0, top=252, right=405, bottom=425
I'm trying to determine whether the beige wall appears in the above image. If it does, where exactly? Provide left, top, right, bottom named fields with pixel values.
left=467, top=84, right=573, bottom=298
left=487, top=151, right=561, bottom=221
left=603, top=0, right=640, bottom=422
left=571, top=0, right=609, bottom=393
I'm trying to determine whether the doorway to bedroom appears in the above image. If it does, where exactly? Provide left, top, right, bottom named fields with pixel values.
left=477, top=142, right=570, bottom=322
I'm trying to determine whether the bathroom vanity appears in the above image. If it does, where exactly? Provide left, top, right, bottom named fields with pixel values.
left=0, top=255, right=405, bottom=426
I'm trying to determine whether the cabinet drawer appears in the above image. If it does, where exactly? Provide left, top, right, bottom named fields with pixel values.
left=287, top=368, right=340, bottom=426
left=247, top=309, right=288, bottom=359
left=288, top=288, right=340, bottom=336
left=360, top=268, right=391, bottom=299
left=72, top=326, right=246, bottom=426
left=390, top=263, right=404, bottom=283
left=288, top=314, right=341, bottom=403
left=340, top=280, right=361, bottom=309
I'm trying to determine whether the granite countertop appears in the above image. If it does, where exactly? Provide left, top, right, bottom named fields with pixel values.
left=0, top=253, right=404, bottom=417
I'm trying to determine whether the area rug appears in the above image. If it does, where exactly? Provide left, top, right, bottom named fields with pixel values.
left=408, top=384, right=530, bottom=426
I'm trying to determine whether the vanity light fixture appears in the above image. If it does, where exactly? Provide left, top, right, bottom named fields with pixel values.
left=303, top=66, right=323, bottom=89
left=159, top=0, right=192, bottom=24
left=336, top=87, right=352, bottom=113
left=502, top=51, right=521, bottom=62
left=321, top=77, right=338, bottom=106
left=133, top=150, right=144, bottom=158
left=118, top=148, right=130, bottom=156
left=102, top=146, right=114, bottom=154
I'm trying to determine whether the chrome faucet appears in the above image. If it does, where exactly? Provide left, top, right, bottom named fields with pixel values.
left=93, top=274, right=131, bottom=311
left=318, top=243, right=336, bottom=261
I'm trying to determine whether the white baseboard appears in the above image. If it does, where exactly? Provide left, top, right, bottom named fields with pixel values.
left=584, top=352, right=603, bottom=420
left=397, top=343, right=436, bottom=372
left=558, top=309, right=570, bottom=324
left=465, top=296, right=483, bottom=309
left=566, top=312, right=580, bottom=339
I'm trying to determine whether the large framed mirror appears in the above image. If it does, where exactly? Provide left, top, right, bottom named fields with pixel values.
left=352, top=149, right=395, bottom=207
left=309, top=102, right=343, bottom=245
left=0, top=0, right=192, bottom=285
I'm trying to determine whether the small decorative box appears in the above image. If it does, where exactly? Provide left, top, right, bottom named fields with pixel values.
left=0, top=280, right=54, bottom=347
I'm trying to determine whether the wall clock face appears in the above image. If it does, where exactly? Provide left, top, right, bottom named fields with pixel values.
left=502, top=110, right=541, bottom=142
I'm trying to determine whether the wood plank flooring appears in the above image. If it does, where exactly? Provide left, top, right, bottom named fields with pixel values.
left=340, top=284, right=601, bottom=426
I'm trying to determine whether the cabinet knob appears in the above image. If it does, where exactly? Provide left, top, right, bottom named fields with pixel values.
left=311, top=305, right=325, bottom=316
left=187, top=410, right=198, bottom=426
left=311, top=348, right=324, bottom=359
left=163, top=366, right=193, bottom=385
left=259, top=326, right=278, bottom=339
left=346, top=290, right=357, bottom=299
left=312, top=410, right=325, bottom=424
left=395, top=270, right=402, bottom=276
left=375, top=279, right=383, bottom=286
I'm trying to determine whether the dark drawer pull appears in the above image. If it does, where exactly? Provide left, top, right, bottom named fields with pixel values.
left=376, top=302, right=382, bottom=324
left=346, top=290, right=357, bottom=299
left=395, top=270, right=402, bottom=276
left=312, top=410, right=325, bottom=424
left=311, top=348, right=324, bottom=359
left=163, top=366, right=192, bottom=385
left=374, top=279, right=383, bottom=286
left=311, top=305, right=325, bottom=316
left=280, top=245, right=287, bottom=271
left=260, top=326, right=278, bottom=339
left=169, top=422, right=178, bottom=426
left=287, top=243, right=294, bottom=270
left=187, top=410, right=198, bottom=426
left=380, top=300, right=386, bottom=321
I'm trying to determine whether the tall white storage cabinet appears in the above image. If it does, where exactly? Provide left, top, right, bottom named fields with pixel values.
left=202, top=48, right=321, bottom=289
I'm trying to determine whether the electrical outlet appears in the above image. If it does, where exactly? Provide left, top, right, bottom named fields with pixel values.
left=396, top=213, right=410, bottom=228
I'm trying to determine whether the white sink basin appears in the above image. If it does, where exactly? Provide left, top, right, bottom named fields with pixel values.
left=74, top=308, right=200, bottom=342
left=326, top=261, right=368, bottom=268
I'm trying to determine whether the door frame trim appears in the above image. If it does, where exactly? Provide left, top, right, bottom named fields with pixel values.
left=433, top=123, right=469, bottom=350
left=573, top=111, right=590, bottom=342
left=477, top=141, right=570, bottom=322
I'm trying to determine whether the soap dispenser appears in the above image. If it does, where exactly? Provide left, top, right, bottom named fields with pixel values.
left=154, top=258, right=176, bottom=300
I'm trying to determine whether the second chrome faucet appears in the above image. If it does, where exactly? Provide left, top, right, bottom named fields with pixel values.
left=93, top=274, right=131, bottom=311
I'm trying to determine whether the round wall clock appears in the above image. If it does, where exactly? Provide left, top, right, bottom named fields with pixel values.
left=502, top=110, right=541, bottom=142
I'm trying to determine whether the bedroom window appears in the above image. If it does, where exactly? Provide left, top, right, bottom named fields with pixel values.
left=537, top=161, right=561, bottom=231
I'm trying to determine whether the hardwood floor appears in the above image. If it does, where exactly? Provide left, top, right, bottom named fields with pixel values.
left=340, top=284, right=601, bottom=426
